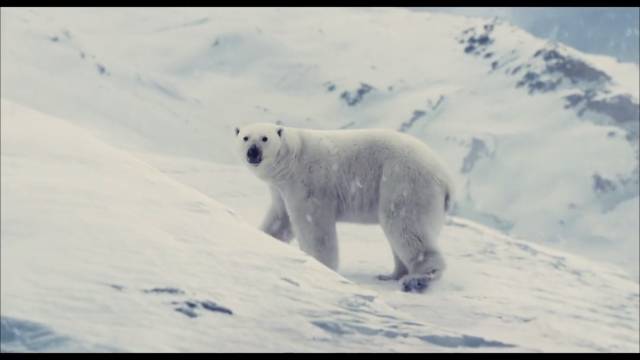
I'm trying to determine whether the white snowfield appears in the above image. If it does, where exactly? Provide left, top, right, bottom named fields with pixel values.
left=1, top=100, right=638, bottom=352
left=1, top=6, right=639, bottom=353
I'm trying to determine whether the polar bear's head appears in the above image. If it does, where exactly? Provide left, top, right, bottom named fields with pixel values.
left=234, top=123, right=285, bottom=177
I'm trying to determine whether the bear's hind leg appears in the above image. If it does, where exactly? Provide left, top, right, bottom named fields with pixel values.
left=379, top=196, right=446, bottom=292
left=376, top=251, right=408, bottom=281
left=400, top=250, right=446, bottom=292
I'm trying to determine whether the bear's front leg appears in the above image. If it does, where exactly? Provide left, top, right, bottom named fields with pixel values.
left=260, top=186, right=293, bottom=243
left=287, top=199, right=339, bottom=271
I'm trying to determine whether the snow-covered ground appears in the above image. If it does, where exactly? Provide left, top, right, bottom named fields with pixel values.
left=5, top=99, right=531, bottom=352
left=1, top=7, right=639, bottom=352
left=2, top=100, right=638, bottom=352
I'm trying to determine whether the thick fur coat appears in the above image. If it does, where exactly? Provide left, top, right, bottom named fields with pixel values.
left=235, top=123, right=454, bottom=292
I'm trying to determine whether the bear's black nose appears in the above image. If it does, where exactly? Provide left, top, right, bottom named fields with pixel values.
left=247, top=145, right=262, bottom=165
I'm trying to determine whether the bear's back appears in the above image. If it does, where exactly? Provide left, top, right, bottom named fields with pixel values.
left=295, top=127, right=453, bottom=198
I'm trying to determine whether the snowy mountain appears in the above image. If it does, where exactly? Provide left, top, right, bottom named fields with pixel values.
left=411, top=7, right=640, bottom=64
left=1, top=7, right=639, bottom=352
left=2, top=7, right=637, bottom=279
left=2, top=99, right=638, bottom=352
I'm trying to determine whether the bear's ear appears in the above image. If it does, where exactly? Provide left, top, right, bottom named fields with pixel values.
left=277, top=128, right=283, bottom=137
left=234, top=127, right=240, bottom=136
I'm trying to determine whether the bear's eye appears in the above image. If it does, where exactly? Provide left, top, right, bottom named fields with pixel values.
left=262, top=136, right=268, bottom=142
left=243, top=136, right=249, bottom=142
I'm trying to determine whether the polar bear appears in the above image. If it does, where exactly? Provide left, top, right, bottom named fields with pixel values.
left=234, top=123, right=454, bottom=292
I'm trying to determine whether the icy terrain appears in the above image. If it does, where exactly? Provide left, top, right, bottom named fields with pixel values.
left=1, top=7, right=639, bottom=352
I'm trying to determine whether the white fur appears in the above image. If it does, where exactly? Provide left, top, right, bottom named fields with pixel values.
left=235, top=123, right=454, bottom=290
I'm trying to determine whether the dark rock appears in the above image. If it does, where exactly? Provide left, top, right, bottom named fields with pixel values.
left=564, top=93, right=585, bottom=108
left=175, top=307, right=198, bottom=318
left=539, top=49, right=611, bottom=85
left=96, top=64, right=108, bottom=76
left=593, top=173, right=617, bottom=194
left=461, top=138, right=491, bottom=173
left=399, top=110, right=426, bottom=133
left=584, top=95, right=639, bottom=126
left=340, top=83, right=374, bottom=106
left=324, top=82, right=336, bottom=92
left=565, top=92, right=639, bottom=139
left=542, top=49, right=564, bottom=61
left=200, top=301, right=233, bottom=315
left=419, top=334, right=513, bottom=348
left=144, top=287, right=185, bottom=295
left=517, top=71, right=563, bottom=93
left=476, top=35, right=490, bottom=45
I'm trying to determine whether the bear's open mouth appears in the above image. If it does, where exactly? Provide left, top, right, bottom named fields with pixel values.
left=248, top=157, right=262, bottom=166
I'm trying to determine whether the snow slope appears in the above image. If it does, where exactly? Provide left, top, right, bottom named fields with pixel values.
left=1, top=7, right=637, bottom=278
left=1, top=99, right=527, bottom=352
left=0, top=100, right=639, bottom=351
left=2, top=100, right=638, bottom=352
left=144, top=151, right=640, bottom=353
